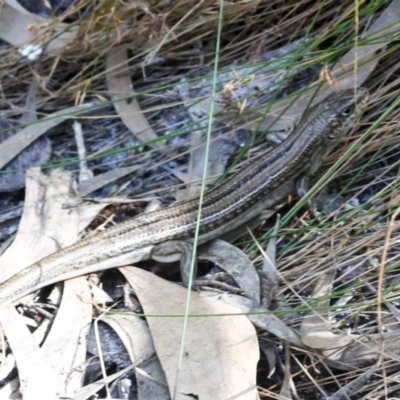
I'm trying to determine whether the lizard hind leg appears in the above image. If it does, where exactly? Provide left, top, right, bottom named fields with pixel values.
left=152, top=241, right=195, bottom=284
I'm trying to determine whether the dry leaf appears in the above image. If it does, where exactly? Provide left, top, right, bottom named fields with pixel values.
left=0, top=169, right=93, bottom=397
left=0, top=168, right=127, bottom=395
left=0, top=305, right=60, bottom=399
left=77, top=165, right=141, bottom=197
left=198, top=239, right=260, bottom=303
left=105, top=46, right=162, bottom=150
left=72, top=364, right=134, bottom=400
left=300, top=270, right=400, bottom=371
left=0, top=102, right=99, bottom=171
left=0, top=0, right=78, bottom=56
left=101, top=314, right=169, bottom=399
left=119, top=267, right=259, bottom=400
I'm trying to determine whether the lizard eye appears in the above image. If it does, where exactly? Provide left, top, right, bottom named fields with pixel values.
left=341, top=107, right=353, bottom=116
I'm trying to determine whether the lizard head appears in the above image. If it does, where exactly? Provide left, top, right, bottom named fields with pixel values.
left=323, top=87, right=369, bottom=140
left=297, top=87, right=369, bottom=175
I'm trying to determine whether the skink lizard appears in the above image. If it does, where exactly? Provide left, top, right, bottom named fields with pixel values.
left=0, top=87, right=369, bottom=307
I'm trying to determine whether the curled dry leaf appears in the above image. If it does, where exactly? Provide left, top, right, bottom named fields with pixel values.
left=100, top=314, right=169, bottom=399
left=198, top=239, right=260, bottom=303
